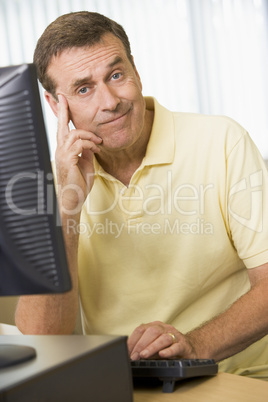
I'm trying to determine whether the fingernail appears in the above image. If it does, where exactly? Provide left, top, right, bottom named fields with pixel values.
left=131, top=352, right=139, bottom=360
left=140, top=349, right=149, bottom=358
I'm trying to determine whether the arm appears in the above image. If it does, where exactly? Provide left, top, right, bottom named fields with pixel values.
left=15, top=94, right=102, bottom=334
left=15, top=213, right=80, bottom=335
left=128, top=262, right=268, bottom=361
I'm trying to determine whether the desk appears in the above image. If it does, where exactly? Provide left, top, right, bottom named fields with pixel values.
left=1, top=336, right=268, bottom=401
left=133, top=372, right=268, bottom=402
left=0, top=335, right=132, bottom=402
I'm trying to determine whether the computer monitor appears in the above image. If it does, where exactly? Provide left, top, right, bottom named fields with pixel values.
left=0, top=63, right=72, bottom=367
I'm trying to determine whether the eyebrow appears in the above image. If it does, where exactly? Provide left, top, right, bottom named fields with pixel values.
left=108, top=56, right=123, bottom=68
left=69, top=56, right=124, bottom=92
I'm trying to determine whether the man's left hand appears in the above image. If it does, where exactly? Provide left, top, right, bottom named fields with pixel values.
left=127, top=321, right=197, bottom=360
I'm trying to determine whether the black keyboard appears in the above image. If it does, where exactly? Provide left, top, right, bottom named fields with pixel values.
left=131, top=358, right=218, bottom=393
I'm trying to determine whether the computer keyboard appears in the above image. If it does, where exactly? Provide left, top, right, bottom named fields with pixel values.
left=131, top=358, right=218, bottom=393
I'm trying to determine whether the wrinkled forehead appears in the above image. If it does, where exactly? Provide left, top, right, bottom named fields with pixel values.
left=48, top=33, right=128, bottom=73
left=46, top=33, right=133, bottom=95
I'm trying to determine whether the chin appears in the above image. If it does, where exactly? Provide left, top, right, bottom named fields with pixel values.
left=100, top=130, right=135, bottom=151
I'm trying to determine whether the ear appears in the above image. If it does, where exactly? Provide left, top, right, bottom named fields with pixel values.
left=44, top=91, right=59, bottom=118
left=131, top=56, right=142, bottom=91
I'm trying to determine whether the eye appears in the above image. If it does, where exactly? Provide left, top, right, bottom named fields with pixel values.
left=111, top=72, right=122, bottom=80
left=78, top=87, right=89, bottom=95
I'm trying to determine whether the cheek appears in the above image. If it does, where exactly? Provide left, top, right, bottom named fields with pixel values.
left=68, top=102, right=95, bottom=129
left=125, top=79, right=143, bottom=99
left=132, top=94, right=146, bottom=121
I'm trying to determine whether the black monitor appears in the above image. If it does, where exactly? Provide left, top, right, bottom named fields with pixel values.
left=0, top=63, right=72, bottom=367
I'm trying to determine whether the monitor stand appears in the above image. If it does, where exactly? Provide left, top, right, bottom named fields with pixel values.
left=0, top=344, right=36, bottom=369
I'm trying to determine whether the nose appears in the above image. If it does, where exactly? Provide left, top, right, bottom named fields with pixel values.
left=96, top=82, right=120, bottom=112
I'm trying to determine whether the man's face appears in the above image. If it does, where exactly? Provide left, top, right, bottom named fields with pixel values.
left=46, top=33, right=146, bottom=152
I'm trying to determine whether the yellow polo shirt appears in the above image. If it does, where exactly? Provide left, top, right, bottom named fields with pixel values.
left=77, top=97, right=268, bottom=377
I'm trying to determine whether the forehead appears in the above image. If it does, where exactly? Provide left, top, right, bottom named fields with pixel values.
left=47, top=33, right=129, bottom=87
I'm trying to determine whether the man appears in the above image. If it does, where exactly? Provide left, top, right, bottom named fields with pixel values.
left=16, top=11, right=268, bottom=378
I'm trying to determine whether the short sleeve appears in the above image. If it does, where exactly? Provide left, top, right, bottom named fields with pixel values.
left=226, top=131, right=268, bottom=268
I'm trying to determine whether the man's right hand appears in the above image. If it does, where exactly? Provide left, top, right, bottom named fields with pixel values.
left=55, top=94, right=102, bottom=215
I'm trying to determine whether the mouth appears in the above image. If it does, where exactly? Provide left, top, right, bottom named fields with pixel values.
left=99, top=109, right=130, bottom=126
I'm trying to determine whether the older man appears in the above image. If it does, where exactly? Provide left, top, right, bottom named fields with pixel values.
left=16, top=11, right=268, bottom=378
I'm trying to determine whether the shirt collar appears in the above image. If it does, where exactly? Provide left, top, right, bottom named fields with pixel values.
left=142, top=97, right=175, bottom=166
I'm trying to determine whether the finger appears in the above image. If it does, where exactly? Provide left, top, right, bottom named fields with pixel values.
left=129, top=324, right=164, bottom=360
left=57, top=129, right=102, bottom=158
left=159, top=333, right=195, bottom=359
left=56, top=138, right=100, bottom=171
left=139, top=332, right=177, bottom=359
left=71, top=138, right=101, bottom=157
left=72, top=129, right=103, bottom=145
left=158, top=343, right=181, bottom=359
left=128, top=324, right=147, bottom=356
left=57, top=94, right=70, bottom=144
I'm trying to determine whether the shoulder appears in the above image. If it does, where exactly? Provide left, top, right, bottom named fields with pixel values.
left=171, top=111, right=248, bottom=155
left=172, top=110, right=245, bottom=133
left=150, top=98, right=250, bottom=157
